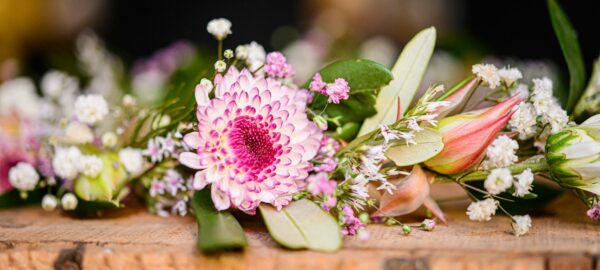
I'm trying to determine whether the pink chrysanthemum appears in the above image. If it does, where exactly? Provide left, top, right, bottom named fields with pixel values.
left=180, top=68, right=322, bottom=213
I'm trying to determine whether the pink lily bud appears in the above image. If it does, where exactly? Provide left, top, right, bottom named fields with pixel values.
left=424, top=95, right=523, bottom=174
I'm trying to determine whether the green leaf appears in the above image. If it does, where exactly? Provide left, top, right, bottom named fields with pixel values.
left=547, top=0, right=586, bottom=113
left=260, top=199, right=342, bottom=252
left=0, top=189, right=44, bottom=209
left=191, top=189, right=247, bottom=253
left=359, top=27, right=436, bottom=136
left=306, top=59, right=393, bottom=140
left=384, top=128, right=444, bottom=166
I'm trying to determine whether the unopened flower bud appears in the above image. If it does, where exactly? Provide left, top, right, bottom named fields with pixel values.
left=61, top=193, right=78, bottom=211
left=313, top=115, right=328, bottom=130
left=402, top=224, right=411, bottom=235
left=224, top=49, right=234, bottom=59
left=214, top=60, right=227, bottom=73
left=42, top=194, right=58, bottom=211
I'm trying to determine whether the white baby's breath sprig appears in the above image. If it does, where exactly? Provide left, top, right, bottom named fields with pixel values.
left=472, top=63, right=500, bottom=89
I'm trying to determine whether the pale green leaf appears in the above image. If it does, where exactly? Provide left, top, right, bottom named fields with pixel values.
left=260, top=199, right=342, bottom=252
left=384, top=128, right=443, bottom=166
left=358, top=27, right=436, bottom=136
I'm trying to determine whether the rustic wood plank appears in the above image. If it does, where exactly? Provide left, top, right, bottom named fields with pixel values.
left=0, top=192, right=598, bottom=270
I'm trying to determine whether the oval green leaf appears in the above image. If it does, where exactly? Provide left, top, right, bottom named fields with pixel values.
left=260, top=199, right=342, bottom=252
left=359, top=27, right=436, bottom=136
left=385, top=128, right=444, bottom=166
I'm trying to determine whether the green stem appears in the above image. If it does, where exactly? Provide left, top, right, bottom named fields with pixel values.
left=457, top=161, right=549, bottom=182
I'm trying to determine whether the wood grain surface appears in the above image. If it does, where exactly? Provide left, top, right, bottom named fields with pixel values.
left=0, top=186, right=599, bottom=270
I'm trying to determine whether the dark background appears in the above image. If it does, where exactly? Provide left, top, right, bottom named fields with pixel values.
left=96, top=0, right=599, bottom=71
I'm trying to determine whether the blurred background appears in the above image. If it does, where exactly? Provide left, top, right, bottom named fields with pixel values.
left=0, top=0, right=598, bottom=86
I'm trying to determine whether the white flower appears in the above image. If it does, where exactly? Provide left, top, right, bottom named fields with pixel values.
left=53, top=146, right=82, bottom=179
left=359, top=145, right=385, bottom=177
left=425, top=101, right=451, bottom=112
left=244, top=41, right=266, bottom=71
left=484, top=168, right=513, bottom=195
left=214, top=60, right=227, bottom=73
left=77, top=155, right=103, bottom=177
left=545, top=102, right=569, bottom=134
left=513, top=169, right=534, bottom=197
left=119, top=148, right=144, bottom=175
left=531, top=77, right=554, bottom=116
left=61, top=193, right=78, bottom=211
left=512, top=215, right=532, bottom=236
left=9, top=162, right=39, bottom=191
left=509, top=102, right=538, bottom=140
left=466, top=198, right=498, bottom=221
left=235, top=45, right=248, bottom=60
left=0, top=77, right=41, bottom=119
left=472, top=63, right=500, bottom=89
left=101, top=132, right=118, bottom=148
left=511, top=83, right=530, bottom=98
left=407, top=117, right=424, bottom=131
left=498, top=67, right=522, bottom=87
left=41, top=194, right=58, bottom=211
left=199, top=78, right=213, bottom=90
left=122, top=95, right=137, bottom=107
left=379, top=125, right=400, bottom=144
left=224, top=49, right=234, bottom=59
left=41, top=70, right=79, bottom=98
left=74, top=94, right=109, bottom=125
left=483, top=135, right=519, bottom=169
left=65, top=122, right=94, bottom=144
left=206, top=18, right=232, bottom=40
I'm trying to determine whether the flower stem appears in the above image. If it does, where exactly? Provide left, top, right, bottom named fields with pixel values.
left=458, top=161, right=549, bottom=182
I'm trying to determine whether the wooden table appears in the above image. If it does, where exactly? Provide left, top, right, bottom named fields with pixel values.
left=1, top=188, right=599, bottom=270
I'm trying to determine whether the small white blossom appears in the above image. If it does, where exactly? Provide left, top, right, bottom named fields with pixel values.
left=9, top=162, right=39, bottom=191
left=214, top=60, right=227, bottom=73
left=379, top=125, right=399, bottom=144
left=545, top=102, right=569, bottom=134
left=0, top=77, right=41, bottom=119
left=498, top=67, right=522, bottom=87
left=482, top=135, right=519, bottom=169
left=531, top=77, right=554, bottom=116
left=77, top=155, right=103, bottom=177
left=472, top=63, right=501, bottom=89
left=101, top=132, right=118, bottom=148
left=425, top=101, right=451, bottom=112
left=509, top=102, right=538, bottom=140
left=512, top=215, right=532, bottom=236
left=199, top=78, right=213, bottom=90
left=74, top=94, right=109, bottom=125
left=511, top=83, right=530, bottom=98
left=407, top=117, right=424, bottom=131
left=244, top=41, right=266, bottom=71
left=418, top=114, right=438, bottom=126
left=65, top=122, right=94, bottom=144
left=41, top=70, right=79, bottom=98
left=466, top=198, right=498, bottom=221
left=223, top=49, right=234, bottom=59
left=172, top=199, right=188, bottom=216
left=206, top=18, right=232, bottom=40
left=61, top=193, right=78, bottom=211
left=41, top=194, right=58, bottom=211
left=119, top=148, right=145, bottom=175
left=513, top=169, right=534, bottom=197
left=235, top=45, right=248, bottom=60
left=53, top=146, right=82, bottom=179
left=122, top=95, right=137, bottom=107
left=484, top=168, right=513, bottom=195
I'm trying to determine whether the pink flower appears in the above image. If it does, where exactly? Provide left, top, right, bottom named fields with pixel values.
left=314, top=157, right=337, bottom=172
left=179, top=68, right=323, bottom=213
left=0, top=116, right=37, bottom=194
left=307, top=172, right=337, bottom=196
left=588, top=203, right=600, bottom=220
left=341, top=205, right=365, bottom=236
left=309, top=73, right=327, bottom=93
left=324, top=78, right=350, bottom=104
left=264, top=52, right=294, bottom=78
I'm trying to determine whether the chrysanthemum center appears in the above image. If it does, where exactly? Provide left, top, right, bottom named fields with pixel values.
left=228, top=116, right=275, bottom=171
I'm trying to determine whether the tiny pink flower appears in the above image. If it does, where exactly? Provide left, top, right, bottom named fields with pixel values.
left=341, top=205, right=365, bottom=236
left=307, top=172, right=337, bottom=196
left=588, top=203, right=600, bottom=220
left=264, top=52, right=294, bottom=78
left=421, top=219, right=436, bottom=231
left=321, top=196, right=337, bottom=211
left=309, top=73, right=327, bottom=93
left=314, top=157, right=337, bottom=173
left=324, top=78, right=350, bottom=104
left=150, top=178, right=164, bottom=197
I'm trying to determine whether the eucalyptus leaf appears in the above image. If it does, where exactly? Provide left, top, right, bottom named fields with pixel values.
left=385, top=128, right=444, bottom=166
left=547, top=0, right=586, bottom=113
left=306, top=59, right=393, bottom=140
left=260, top=199, right=342, bottom=252
left=359, top=27, right=436, bottom=136
left=191, top=189, right=247, bottom=253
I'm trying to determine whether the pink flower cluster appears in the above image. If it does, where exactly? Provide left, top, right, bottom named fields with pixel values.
left=309, top=73, right=350, bottom=104
left=312, top=135, right=340, bottom=173
left=588, top=203, right=600, bottom=220
left=341, top=205, right=366, bottom=236
left=306, top=172, right=337, bottom=210
left=264, top=52, right=294, bottom=79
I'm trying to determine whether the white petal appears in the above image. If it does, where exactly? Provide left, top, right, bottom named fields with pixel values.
left=211, top=187, right=231, bottom=211
left=561, top=141, right=600, bottom=159
left=195, top=84, right=210, bottom=107
left=192, top=171, right=208, bottom=190
left=183, top=132, right=202, bottom=149
left=178, top=152, right=204, bottom=169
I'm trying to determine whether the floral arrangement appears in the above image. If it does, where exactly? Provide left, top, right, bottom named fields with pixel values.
left=0, top=0, right=598, bottom=253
